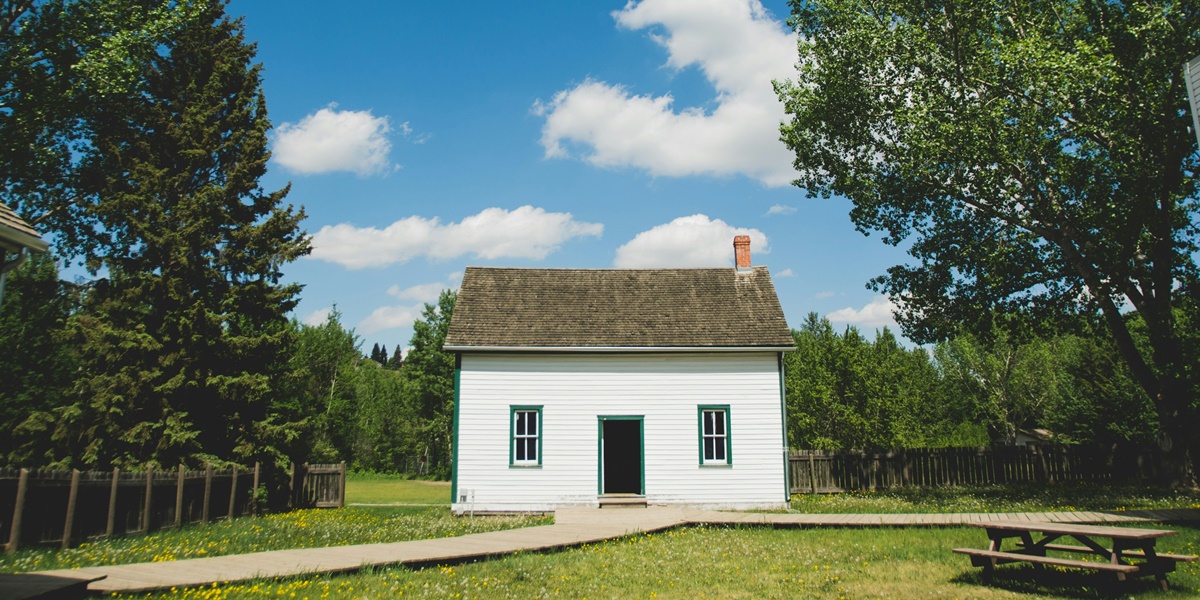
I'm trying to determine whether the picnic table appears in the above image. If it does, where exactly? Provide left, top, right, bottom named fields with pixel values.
left=954, top=520, right=1197, bottom=591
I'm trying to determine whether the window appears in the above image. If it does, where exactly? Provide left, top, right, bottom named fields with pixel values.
left=698, top=406, right=731, bottom=465
left=510, top=406, right=542, bottom=466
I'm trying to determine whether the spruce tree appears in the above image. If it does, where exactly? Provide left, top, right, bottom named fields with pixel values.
left=57, top=1, right=309, bottom=468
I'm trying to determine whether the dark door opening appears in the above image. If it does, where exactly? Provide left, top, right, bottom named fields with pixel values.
left=601, top=418, right=642, bottom=495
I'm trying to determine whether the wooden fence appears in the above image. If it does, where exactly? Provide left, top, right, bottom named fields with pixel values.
left=1, top=463, right=260, bottom=553
left=291, top=462, right=346, bottom=509
left=789, top=445, right=1158, bottom=494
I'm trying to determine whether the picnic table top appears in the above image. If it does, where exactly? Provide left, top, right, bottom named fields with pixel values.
left=969, top=520, right=1176, bottom=540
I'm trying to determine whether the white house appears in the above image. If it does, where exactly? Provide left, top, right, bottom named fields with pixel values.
left=445, top=237, right=794, bottom=513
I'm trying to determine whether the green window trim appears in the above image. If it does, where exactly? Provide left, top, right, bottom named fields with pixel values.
left=697, top=405, right=732, bottom=466
left=509, top=406, right=543, bottom=467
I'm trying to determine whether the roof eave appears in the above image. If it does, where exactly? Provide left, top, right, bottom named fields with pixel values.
left=0, top=228, right=50, bottom=254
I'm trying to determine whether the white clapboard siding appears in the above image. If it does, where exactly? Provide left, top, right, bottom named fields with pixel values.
left=453, top=352, right=787, bottom=512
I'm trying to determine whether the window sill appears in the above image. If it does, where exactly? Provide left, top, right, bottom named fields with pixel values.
left=699, top=463, right=732, bottom=468
left=509, top=464, right=542, bottom=469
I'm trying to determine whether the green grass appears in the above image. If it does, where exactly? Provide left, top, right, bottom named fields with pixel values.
left=344, top=474, right=450, bottom=505
left=0, top=506, right=548, bottom=574
left=117, top=523, right=1200, bottom=599
left=790, top=482, right=1200, bottom=514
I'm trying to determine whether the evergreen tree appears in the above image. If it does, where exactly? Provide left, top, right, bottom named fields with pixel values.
left=0, top=253, right=79, bottom=465
left=378, top=344, right=388, bottom=366
left=387, top=344, right=404, bottom=370
left=369, top=343, right=382, bottom=364
left=53, top=1, right=309, bottom=468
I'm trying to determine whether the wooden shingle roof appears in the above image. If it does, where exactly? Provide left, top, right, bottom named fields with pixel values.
left=445, top=266, right=794, bottom=350
left=0, top=203, right=49, bottom=254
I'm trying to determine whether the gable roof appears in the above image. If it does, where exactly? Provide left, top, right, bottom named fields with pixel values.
left=445, top=266, right=794, bottom=351
left=0, top=203, right=50, bottom=254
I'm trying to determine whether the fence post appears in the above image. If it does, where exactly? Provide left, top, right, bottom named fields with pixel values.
left=175, top=465, right=185, bottom=528
left=227, top=465, right=239, bottom=519
left=808, top=453, right=817, bottom=494
left=202, top=463, right=213, bottom=524
left=6, top=468, right=29, bottom=554
left=251, top=462, right=260, bottom=516
left=106, top=467, right=119, bottom=537
left=61, top=469, right=81, bottom=549
left=338, top=462, right=346, bottom=509
left=143, top=466, right=154, bottom=533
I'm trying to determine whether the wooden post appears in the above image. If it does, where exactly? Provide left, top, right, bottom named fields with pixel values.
left=808, top=452, right=816, bottom=494
left=143, top=466, right=154, bottom=533
left=61, top=469, right=81, bottom=549
left=251, top=462, right=260, bottom=516
left=106, top=467, right=119, bottom=537
left=227, top=465, right=239, bottom=519
left=338, top=462, right=346, bottom=508
left=175, top=465, right=185, bottom=528
left=6, top=468, right=29, bottom=554
left=202, top=463, right=213, bottom=524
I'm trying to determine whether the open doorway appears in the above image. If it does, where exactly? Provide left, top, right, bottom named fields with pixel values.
left=599, top=417, right=643, bottom=495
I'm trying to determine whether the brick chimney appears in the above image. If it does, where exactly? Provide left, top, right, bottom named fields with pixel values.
left=733, top=235, right=751, bottom=271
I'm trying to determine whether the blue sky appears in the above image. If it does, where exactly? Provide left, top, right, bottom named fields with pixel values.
left=231, top=0, right=914, bottom=354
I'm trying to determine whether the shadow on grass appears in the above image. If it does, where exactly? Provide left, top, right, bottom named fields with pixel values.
left=950, top=564, right=1172, bottom=598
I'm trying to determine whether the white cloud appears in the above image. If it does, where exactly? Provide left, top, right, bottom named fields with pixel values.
left=273, top=104, right=394, bottom=176
left=614, top=214, right=768, bottom=268
left=814, top=290, right=836, bottom=299
left=310, top=205, right=604, bottom=269
left=359, top=304, right=423, bottom=335
left=766, top=204, right=797, bottom=216
left=386, top=283, right=447, bottom=303
left=536, top=0, right=798, bottom=186
left=827, top=295, right=898, bottom=329
left=776, top=268, right=794, bottom=277
left=302, top=306, right=333, bottom=326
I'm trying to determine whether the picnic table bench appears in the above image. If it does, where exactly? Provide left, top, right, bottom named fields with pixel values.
left=954, top=520, right=1197, bottom=591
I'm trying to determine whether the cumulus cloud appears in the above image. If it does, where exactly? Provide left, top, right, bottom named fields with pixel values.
left=359, top=304, right=423, bottom=335
left=302, top=306, right=333, bottom=326
left=536, top=0, right=798, bottom=186
left=765, top=204, right=797, bottom=216
left=827, top=295, right=898, bottom=329
left=361, top=276, right=464, bottom=335
left=273, top=104, right=394, bottom=175
left=614, top=214, right=768, bottom=268
left=310, top=205, right=603, bottom=269
left=387, top=282, right=448, bottom=303
left=776, top=268, right=794, bottom=277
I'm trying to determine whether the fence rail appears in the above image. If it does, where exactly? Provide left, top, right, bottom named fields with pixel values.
left=789, top=445, right=1157, bottom=494
left=1, top=463, right=260, bottom=553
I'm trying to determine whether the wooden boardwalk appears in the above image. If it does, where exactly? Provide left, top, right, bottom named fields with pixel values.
left=10, top=507, right=1200, bottom=596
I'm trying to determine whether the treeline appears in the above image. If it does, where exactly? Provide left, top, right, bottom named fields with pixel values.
left=785, top=313, right=1157, bottom=451
left=0, top=254, right=459, bottom=477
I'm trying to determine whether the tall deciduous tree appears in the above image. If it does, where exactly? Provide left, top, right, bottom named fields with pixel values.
left=777, top=0, right=1200, bottom=484
left=401, top=290, right=456, bottom=479
left=50, top=1, right=309, bottom=468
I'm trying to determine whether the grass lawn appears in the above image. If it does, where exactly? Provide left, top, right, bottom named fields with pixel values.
left=0, top=506, right=548, bottom=574
left=344, top=473, right=450, bottom=505
left=118, top=523, right=1200, bottom=599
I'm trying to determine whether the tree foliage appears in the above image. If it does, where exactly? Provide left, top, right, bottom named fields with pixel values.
left=30, top=1, right=309, bottom=468
left=778, top=0, right=1200, bottom=484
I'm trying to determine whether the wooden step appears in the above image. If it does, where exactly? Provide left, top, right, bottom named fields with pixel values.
left=599, top=495, right=647, bottom=508
left=953, top=548, right=1140, bottom=573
